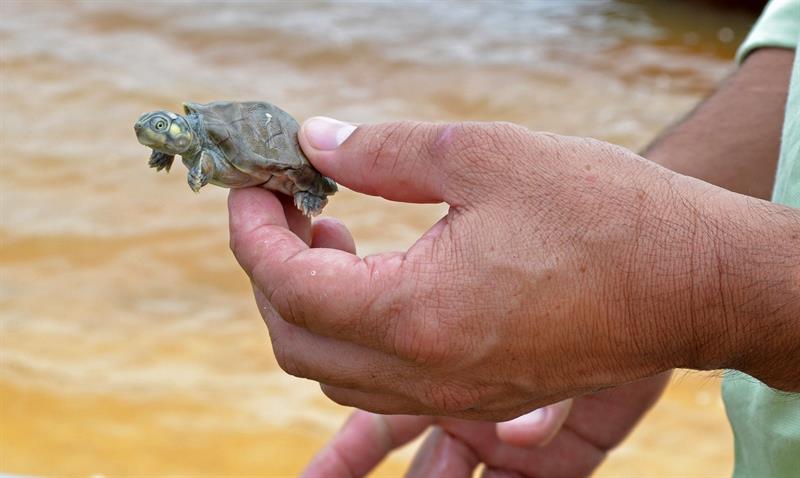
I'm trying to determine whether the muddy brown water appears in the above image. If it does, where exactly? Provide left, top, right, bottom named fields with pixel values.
left=1, top=1, right=760, bottom=475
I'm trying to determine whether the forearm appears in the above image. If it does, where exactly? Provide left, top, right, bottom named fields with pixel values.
left=638, top=48, right=799, bottom=389
left=644, top=48, right=794, bottom=198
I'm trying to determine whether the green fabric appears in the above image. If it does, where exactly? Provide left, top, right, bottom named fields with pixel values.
left=775, top=38, right=800, bottom=207
left=736, top=0, right=800, bottom=63
left=723, top=1, right=800, bottom=477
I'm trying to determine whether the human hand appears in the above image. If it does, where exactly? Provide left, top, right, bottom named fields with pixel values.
left=229, top=118, right=798, bottom=419
left=257, top=210, right=577, bottom=477
left=302, top=374, right=670, bottom=478
left=272, top=210, right=574, bottom=477
left=245, top=204, right=669, bottom=477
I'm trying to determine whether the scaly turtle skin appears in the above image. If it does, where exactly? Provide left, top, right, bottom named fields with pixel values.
left=134, top=101, right=337, bottom=216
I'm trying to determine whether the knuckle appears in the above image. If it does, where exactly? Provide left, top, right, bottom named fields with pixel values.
left=433, top=121, right=533, bottom=197
left=228, top=226, right=265, bottom=273
left=431, top=122, right=481, bottom=162
left=272, top=344, right=305, bottom=378
left=437, top=121, right=530, bottom=161
left=266, top=278, right=308, bottom=329
left=392, top=308, right=450, bottom=366
left=319, top=384, right=355, bottom=408
left=410, top=279, right=475, bottom=366
left=373, top=294, right=409, bottom=354
left=358, top=255, right=413, bottom=343
left=375, top=277, right=451, bottom=366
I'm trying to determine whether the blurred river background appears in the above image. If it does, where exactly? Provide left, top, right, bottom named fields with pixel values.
left=1, top=1, right=764, bottom=476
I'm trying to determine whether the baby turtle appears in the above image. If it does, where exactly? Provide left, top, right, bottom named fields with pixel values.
left=134, top=101, right=337, bottom=216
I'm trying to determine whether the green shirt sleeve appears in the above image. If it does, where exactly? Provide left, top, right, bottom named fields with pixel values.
left=736, top=0, right=800, bottom=63
left=725, top=3, right=800, bottom=476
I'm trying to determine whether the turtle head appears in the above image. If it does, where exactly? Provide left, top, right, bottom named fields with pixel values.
left=134, top=110, right=195, bottom=155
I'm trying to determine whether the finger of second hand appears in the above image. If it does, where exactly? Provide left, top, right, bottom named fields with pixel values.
left=405, top=427, right=480, bottom=478
left=480, top=467, right=525, bottom=478
left=302, top=410, right=433, bottom=478
left=440, top=414, right=600, bottom=475
left=495, top=400, right=574, bottom=448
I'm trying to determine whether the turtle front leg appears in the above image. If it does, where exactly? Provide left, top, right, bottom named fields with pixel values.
left=149, top=150, right=175, bottom=172
left=188, top=151, right=215, bottom=193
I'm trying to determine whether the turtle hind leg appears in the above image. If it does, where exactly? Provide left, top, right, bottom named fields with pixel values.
left=320, top=176, right=338, bottom=195
left=293, top=191, right=327, bottom=217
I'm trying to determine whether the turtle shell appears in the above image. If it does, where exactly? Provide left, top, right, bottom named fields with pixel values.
left=183, top=101, right=306, bottom=171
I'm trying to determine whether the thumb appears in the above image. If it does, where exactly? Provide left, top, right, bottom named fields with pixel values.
left=495, top=399, right=574, bottom=448
left=300, top=117, right=471, bottom=204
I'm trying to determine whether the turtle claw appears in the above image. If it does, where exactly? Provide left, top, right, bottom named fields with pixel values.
left=293, top=192, right=326, bottom=217
left=188, top=168, right=209, bottom=193
left=149, top=150, right=175, bottom=172
left=188, top=151, right=215, bottom=193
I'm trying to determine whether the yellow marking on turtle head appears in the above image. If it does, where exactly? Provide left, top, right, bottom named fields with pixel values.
left=169, top=123, right=183, bottom=137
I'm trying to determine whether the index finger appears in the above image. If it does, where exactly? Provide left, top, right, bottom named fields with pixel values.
left=228, top=187, right=412, bottom=350
left=228, top=187, right=309, bottom=268
left=301, top=410, right=432, bottom=478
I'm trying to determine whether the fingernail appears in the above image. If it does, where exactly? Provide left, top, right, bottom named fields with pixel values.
left=303, top=116, right=357, bottom=151
left=505, top=407, right=548, bottom=427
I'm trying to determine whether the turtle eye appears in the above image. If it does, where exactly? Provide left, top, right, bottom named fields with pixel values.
left=152, top=118, right=168, bottom=132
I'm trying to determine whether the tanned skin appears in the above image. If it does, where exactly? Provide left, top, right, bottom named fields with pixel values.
left=229, top=48, right=796, bottom=477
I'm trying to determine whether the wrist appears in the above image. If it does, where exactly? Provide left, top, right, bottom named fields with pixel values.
left=612, top=172, right=800, bottom=390
left=690, top=191, right=800, bottom=391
